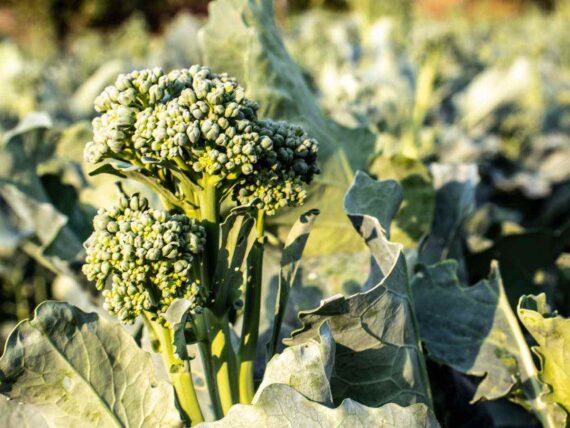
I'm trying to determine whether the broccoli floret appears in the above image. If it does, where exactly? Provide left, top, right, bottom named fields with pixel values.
left=86, top=66, right=320, bottom=220
left=82, top=188, right=206, bottom=324
left=85, top=65, right=271, bottom=183
left=233, top=120, right=319, bottom=215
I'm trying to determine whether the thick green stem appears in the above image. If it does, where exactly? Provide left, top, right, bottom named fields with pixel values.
left=198, top=177, right=220, bottom=286
left=204, top=309, right=239, bottom=414
left=197, top=181, right=238, bottom=415
left=146, top=315, right=204, bottom=425
left=237, top=211, right=265, bottom=404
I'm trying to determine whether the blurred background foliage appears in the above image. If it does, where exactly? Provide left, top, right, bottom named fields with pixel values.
left=0, top=2, right=569, bottom=424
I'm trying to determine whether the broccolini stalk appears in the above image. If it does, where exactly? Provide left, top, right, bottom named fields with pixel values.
left=84, top=66, right=269, bottom=415
left=82, top=187, right=206, bottom=424
left=236, top=121, right=319, bottom=403
left=84, top=65, right=320, bottom=422
left=144, top=313, right=204, bottom=425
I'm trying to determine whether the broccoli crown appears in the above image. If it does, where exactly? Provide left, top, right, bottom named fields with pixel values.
left=82, top=190, right=206, bottom=324
left=233, top=120, right=319, bottom=215
left=85, top=65, right=274, bottom=181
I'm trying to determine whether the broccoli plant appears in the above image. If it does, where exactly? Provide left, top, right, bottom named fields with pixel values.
left=81, top=65, right=319, bottom=423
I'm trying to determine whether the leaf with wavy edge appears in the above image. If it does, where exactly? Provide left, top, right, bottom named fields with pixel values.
left=286, top=171, right=431, bottom=408
left=412, top=260, right=565, bottom=427
left=258, top=322, right=334, bottom=405
left=413, top=261, right=518, bottom=401
left=518, top=294, right=570, bottom=425
left=0, top=301, right=183, bottom=428
left=199, top=0, right=375, bottom=255
left=197, top=384, right=439, bottom=428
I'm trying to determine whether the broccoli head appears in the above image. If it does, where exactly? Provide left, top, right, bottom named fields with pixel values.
left=82, top=188, right=206, bottom=324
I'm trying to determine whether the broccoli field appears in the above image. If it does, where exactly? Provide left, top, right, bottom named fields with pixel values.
left=0, top=0, right=569, bottom=427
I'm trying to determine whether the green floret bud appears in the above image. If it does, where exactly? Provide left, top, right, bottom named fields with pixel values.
left=82, top=189, right=207, bottom=325
left=86, top=65, right=274, bottom=184
left=232, top=120, right=319, bottom=215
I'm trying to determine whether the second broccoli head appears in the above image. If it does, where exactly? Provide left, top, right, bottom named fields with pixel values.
left=83, top=188, right=206, bottom=324
left=85, top=65, right=319, bottom=214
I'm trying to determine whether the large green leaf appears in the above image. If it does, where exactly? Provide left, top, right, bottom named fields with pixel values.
left=413, top=261, right=517, bottom=401
left=202, top=322, right=437, bottom=427
left=217, top=320, right=437, bottom=427
left=518, top=294, right=570, bottom=421
left=412, top=262, right=565, bottom=427
left=0, top=301, right=183, bottom=428
left=287, top=171, right=431, bottom=408
left=198, top=384, right=439, bottom=428
left=266, top=209, right=320, bottom=359
left=199, top=0, right=375, bottom=255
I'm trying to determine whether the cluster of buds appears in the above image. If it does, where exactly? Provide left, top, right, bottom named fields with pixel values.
left=233, top=120, right=319, bottom=215
left=83, top=66, right=321, bottom=324
left=85, top=65, right=273, bottom=181
left=82, top=189, right=206, bottom=324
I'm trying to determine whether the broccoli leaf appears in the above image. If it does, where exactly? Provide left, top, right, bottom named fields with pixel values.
left=199, top=0, right=375, bottom=255
left=286, top=171, right=431, bottom=408
left=418, top=163, right=479, bottom=280
left=197, top=384, right=438, bottom=428
left=0, top=114, right=84, bottom=274
left=259, top=322, right=335, bottom=405
left=199, top=321, right=438, bottom=427
left=518, top=294, right=570, bottom=422
left=212, top=206, right=258, bottom=313
left=412, top=262, right=566, bottom=427
left=0, top=301, right=183, bottom=428
left=164, top=299, right=195, bottom=360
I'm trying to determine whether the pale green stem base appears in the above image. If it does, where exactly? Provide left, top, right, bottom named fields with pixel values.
left=146, top=315, right=204, bottom=425
left=196, top=320, right=224, bottom=419
left=204, top=309, right=239, bottom=414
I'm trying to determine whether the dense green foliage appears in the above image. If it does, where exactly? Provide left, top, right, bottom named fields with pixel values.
left=0, top=0, right=569, bottom=427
